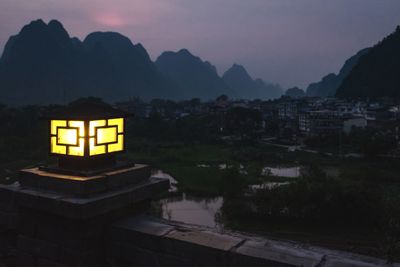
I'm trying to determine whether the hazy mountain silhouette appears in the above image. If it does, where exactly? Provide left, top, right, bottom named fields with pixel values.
left=336, top=26, right=400, bottom=99
left=306, top=48, right=370, bottom=97
left=0, top=19, right=79, bottom=104
left=0, top=19, right=285, bottom=104
left=285, top=87, right=305, bottom=98
left=82, top=32, right=179, bottom=100
left=222, top=64, right=282, bottom=99
left=155, top=49, right=233, bottom=100
left=0, top=19, right=177, bottom=105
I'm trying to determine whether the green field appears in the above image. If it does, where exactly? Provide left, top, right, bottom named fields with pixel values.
left=124, top=141, right=400, bottom=195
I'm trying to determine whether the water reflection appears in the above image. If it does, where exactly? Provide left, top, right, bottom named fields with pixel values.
left=262, top=166, right=301, bottom=178
left=262, top=166, right=340, bottom=178
left=197, top=164, right=210, bottom=168
left=160, top=193, right=223, bottom=229
left=155, top=165, right=339, bottom=229
left=249, top=182, right=290, bottom=191
left=152, top=169, right=178, bottom=192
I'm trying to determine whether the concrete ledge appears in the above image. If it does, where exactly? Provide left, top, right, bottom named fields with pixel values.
left=19, top=164, right=151, bottom=196
left=108, top=216, right=400, bottom=267
left=233, top=240, right=322, bottom=267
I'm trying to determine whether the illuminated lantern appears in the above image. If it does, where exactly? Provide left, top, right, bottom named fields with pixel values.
left=43, top=98, right=132, bottom=172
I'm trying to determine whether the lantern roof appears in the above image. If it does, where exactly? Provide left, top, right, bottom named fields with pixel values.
left=43, top=98, right=132, bottom=120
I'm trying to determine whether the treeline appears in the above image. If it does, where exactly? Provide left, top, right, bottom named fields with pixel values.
left=304, top=126, right=398, bottom=157
left=126, top=107, right=263, bottom=144
left=0, top=105, right=47, bottom=164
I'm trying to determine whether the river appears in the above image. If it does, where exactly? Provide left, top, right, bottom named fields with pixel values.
left=153, top=166, right=305, bottom=229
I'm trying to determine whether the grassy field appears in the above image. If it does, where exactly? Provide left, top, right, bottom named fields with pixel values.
left=124, top=141, right=300, bottom=195
left=125, top=142, right=243, bottom=195
left=124, top=140, right=400, bottom=195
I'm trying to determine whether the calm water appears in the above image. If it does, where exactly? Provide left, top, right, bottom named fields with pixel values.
left=155, top=167, right=294, bottom=229
left=249, top=182, right=290, bottom=191
left=155, top=165, right=338, bottom=228
left=152, top=169, right=178, bottom=192
left=160, top=193, right=223, bottom=228
left=261, top=166, right=301, bottom=178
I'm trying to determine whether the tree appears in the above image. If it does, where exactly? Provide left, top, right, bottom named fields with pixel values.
left=225, top=107, right=262, bottom=140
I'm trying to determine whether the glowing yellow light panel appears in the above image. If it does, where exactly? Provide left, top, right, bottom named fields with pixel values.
left=108, top=135, right=124, bottom=153
left=58, top=128, right=78, bottom=145
left=97, top=127, right=117, bottom=145
left=50, top=118, right=124, bottom=157
left=89, top=118, right=124, bottom=156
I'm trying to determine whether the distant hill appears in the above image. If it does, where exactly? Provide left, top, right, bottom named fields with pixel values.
left=0, top=19, right=284, bottom=104
left=285, top=87, right=305, bottom=98
left=0, top=19, right=177, bottom=105
left=336, top=26, right=400, bottom=99
left=306, top=48, right=370, bottom=97
left=83, top=32, right=179, bottom=100
left=222, top=64, right=282, bottom=99
left=155, top=49, right=232, bottom=100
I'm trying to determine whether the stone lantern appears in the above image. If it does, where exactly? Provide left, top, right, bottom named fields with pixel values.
left=0, top=98, right=169, bottom=266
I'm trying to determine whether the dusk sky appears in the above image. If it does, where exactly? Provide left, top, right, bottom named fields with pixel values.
left=0, top=0, right=399, bottom=89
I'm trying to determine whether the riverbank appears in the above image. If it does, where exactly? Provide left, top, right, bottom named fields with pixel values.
left=123, top=141, right=400, bottom=262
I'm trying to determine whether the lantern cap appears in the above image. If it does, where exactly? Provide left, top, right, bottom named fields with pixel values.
left=42, top=97, right=132, bottom=120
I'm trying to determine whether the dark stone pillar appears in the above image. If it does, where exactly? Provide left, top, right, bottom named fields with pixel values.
left=0, top=165, right=169, bottom=267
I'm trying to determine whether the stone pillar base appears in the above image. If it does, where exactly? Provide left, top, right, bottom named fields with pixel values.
left=0, top=165, right=169, bottom=267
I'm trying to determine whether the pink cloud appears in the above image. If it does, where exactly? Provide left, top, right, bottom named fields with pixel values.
left=93, top=12, right=126, bottom=27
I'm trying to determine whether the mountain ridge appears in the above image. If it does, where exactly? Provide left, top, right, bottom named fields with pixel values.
left=306, top=48, right=370, bottom=97
left=0, top=19, right=178, bottom=104
left=155, top=49, right=233, bottom=100
left=0, top=19, right=285, bottom=104
left=336, top=26, right=400, bottom=99
left=222, top=63, right=282, bottom=99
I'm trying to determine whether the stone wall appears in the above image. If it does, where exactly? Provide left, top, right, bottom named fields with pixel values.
left=0, top=177, right=167, bottom=267
left=107, top=216, right=399, bottom=267
left=0, top=183, right=18, bottom=266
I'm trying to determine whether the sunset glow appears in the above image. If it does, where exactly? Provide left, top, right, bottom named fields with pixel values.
left=93, top=13, right=126, bottom=27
